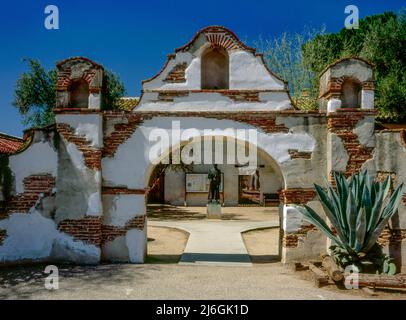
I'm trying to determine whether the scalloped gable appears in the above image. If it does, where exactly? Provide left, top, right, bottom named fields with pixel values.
left=141, top=26, right=288, bottom=92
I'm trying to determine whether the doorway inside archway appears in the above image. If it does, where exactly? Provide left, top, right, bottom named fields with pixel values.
left=144, top=136, right=284, bottom=265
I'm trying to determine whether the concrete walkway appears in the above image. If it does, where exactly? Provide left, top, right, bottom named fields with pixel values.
left=149, top=220, right=278, bottom=266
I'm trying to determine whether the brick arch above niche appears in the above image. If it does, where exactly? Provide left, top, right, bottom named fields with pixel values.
left=56, top=57, right=104, bottom=109
left=175, top=25, right=255, bottom=53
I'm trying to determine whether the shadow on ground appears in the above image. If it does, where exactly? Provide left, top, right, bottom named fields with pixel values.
left=147, top=204, right=278, bottom=221
left=0, top=263, right=160, bottom=299
left=147, top=205, right=205, bottom=220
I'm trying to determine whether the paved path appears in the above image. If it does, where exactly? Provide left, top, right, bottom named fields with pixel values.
left=149, top=220, right=278, bottom=266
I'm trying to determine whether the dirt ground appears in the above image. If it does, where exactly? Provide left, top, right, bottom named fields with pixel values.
left=242, top=227, right=280, bottom=263
left=147, top=226, right=189, bottom=263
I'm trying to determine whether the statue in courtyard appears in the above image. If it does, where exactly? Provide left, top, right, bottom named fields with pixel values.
left=208, top=164, right=222, bottom=203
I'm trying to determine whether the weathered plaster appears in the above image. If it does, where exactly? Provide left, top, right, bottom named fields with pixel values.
left=0, top=210, right=100, bottom=264
left=9, top=138, right=57, bottom=194
left=102, top=194, right=146, bottom=227
left=102, top=117, right=316, bottom=189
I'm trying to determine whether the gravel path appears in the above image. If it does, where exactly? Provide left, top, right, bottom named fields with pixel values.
left=0, top=263, right=368, bottom=300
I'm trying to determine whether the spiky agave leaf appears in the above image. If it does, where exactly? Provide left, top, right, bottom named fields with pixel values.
left=296, top=171, right=404, bottom=261
left=314, top=183, right=348, bottom=244
left=362, top=183, right=404, bottom=252
left=294, top=204, right=353, bottom=254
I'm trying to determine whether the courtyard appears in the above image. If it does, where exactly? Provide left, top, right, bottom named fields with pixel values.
left=0, top=205, right=404, bottom=300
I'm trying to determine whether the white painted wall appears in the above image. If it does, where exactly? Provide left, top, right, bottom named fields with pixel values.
left=143, top=49, right=285, bottom=92
left=9, top=140, right=58, bottom=194
left=55, top=114, right=103, bottom=148
left=361, top=90, right=374, bottom=110
left=229, top=51, right=284, bottom=89
left=102, top=117, right=316, bottom=190
left=102, top=194, right=146, bottom=227
left=0, top=210, right=100, bottom=263
left=136, top=91, right=292, bottom=112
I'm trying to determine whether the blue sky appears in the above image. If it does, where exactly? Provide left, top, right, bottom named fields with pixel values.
left=0, top=0, right=404, bottom=136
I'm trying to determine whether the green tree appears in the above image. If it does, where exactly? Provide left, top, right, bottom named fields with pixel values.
left=13, top=59, right=126, bottom=128
left=103, top=69, right=126, bottom=110
left=13, top=59, right=57, bottom=128
left=302, top=10, right=406, bottom=122
left=255, top=27, right=324, bottom=110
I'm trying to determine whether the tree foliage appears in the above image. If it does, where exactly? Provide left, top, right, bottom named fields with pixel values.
left=13, top=59, right=126, bottom=128
left=302, top=11, right=406, bottom=122
left=13, top=59, right=57, bottom=128
left=255, top=27, right=324, bottom=110
left=257, top=10, right=406, bottom=121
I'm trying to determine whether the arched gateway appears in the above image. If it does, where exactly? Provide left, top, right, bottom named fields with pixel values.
left=1, top=27, right=405, bottom=269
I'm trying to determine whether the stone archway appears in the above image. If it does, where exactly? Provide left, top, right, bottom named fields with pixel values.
left=101, top=115, right=319, bottom=264
left=142, top=133, right=285, bottom=265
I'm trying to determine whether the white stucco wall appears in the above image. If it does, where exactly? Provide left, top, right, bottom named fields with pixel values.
left=102, top=117, right=316, bottom=190
left=0, top=210, right=100, bottom=263
left=102, top=194, right=146, bottom=227
left=9, top=140, right=58, bottom=194
left=142, top=49, right=285, bottom=92
left=136, top=91, right=292, bottom=112
left=55, top=114, right=103, bottom=148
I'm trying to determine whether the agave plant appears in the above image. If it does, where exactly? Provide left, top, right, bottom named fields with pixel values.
left=295, top=170, right=404, bottom=274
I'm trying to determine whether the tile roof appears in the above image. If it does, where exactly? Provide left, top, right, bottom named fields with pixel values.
left=116, top=97, right=139, bottom=112
left=0, top=133, right=24, bottom=155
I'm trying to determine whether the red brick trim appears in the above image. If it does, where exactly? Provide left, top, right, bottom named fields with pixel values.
left=102, top=215, right=146, bottom=244
left=6, top=174, right=55, bottom=215
left=133, top=110, right=323, bottom=117
left=158, top=91, right=189, bottom=101
left=103, top=114, right=152, bottom=158
left=220, top=91, right=260, bottom=102
left=0, top=229, right=7, bottom=246
left=54, top=108, right=101, bottom=114
left=283, top=225, right=318, bottom=248
left=279, top=188, right=316, bottom=205
left=57, top=69, right=98, bottom=91
left=57, top=123, right=101, bottom=170
left=164, top=63, right=187, bottom=83
left=102, top=187, right=147, bottom=195
left=58, top=216, right=102, bottom=246
left=288, top=149, right=312, bottom=160
left=175, top=26, right=255, bottom=53
left=133, top=111, right=290, bottom=134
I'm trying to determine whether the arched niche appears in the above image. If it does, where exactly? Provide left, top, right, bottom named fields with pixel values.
left=341, top=78, right=361, bottom=108
left=201, top=46, right=229, bottom=90
left=69, top=79, right=89, bottom=108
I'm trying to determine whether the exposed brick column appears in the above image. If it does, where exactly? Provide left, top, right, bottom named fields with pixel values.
left=56, top=123, right=102, bottom=170
left=101, top=187, right=147, bottom=245
left=327, top=109, right=376, bottom=179
left=55, top=112, right=104, bottom=250
left=279, top=188, right=318, bottom=251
